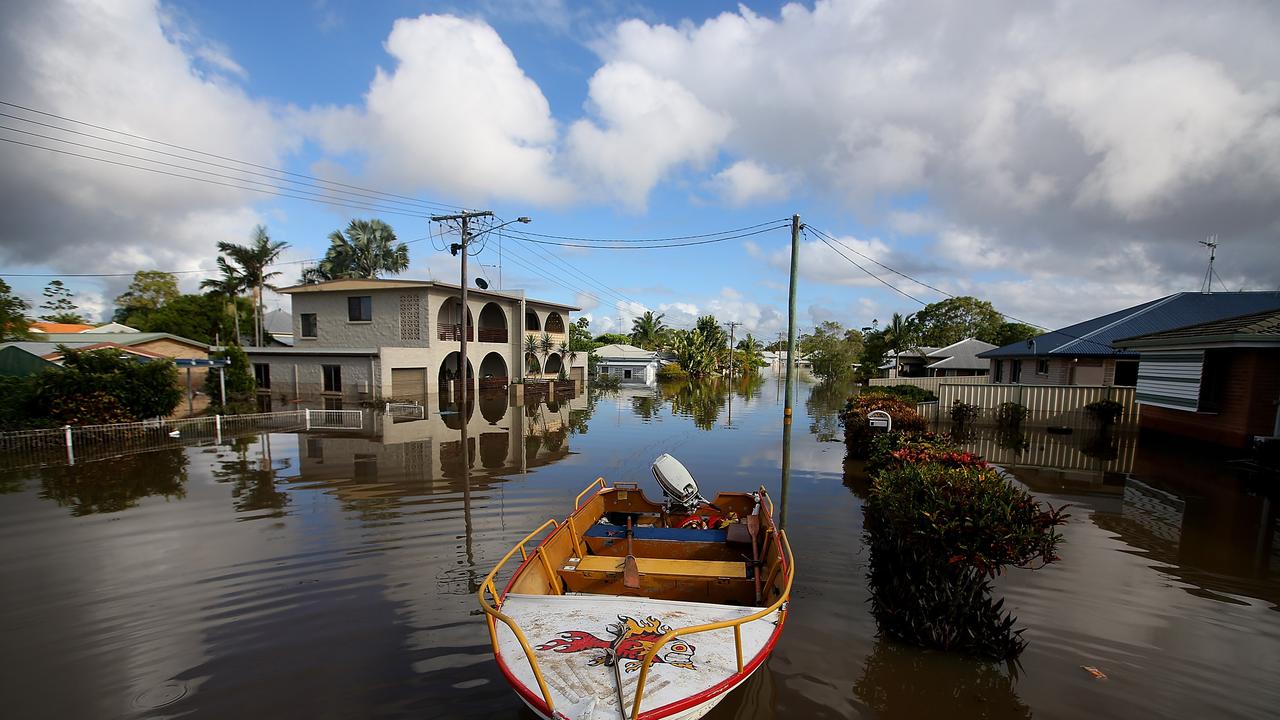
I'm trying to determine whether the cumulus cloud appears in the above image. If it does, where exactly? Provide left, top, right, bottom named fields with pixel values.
left=592, top=0, right=1280, bottom=288
left=566, top=62, right=730, bottom=209
left=298, top=13, right=575, bottom=206
left=709, top=160, right=791, bottom=206
left=0, top=0, right=286, bottom=280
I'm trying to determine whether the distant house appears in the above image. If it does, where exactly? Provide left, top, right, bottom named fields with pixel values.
left=924, top=338, right=996, bottom=377
left=1112, top=308, right=1280, bottom=447
left=594, top=344, right=659, bottom=385
left=979, top=292, right=1280, bottom=387
left=28, top=321, right=95, bottom=333
left=263, top=309, right=294, bottom=346
left=760, top=351, right=812, bottom=370
left=877, top=347, right=940, bottom=378
left=32, top=331, right=212, bottom=400
left=82, top=322, right=139, bottom=333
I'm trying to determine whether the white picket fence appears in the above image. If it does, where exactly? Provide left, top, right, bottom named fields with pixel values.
left=913, top=383, right=1138, bottom=425
left=0, top=408, right=363, bottom=469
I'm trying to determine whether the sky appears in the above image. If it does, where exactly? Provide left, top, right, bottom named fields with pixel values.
left=1, top=0, right=1277, bottom=340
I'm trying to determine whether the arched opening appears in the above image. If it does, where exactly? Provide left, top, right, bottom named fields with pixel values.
left=545, top=312, right=565, bottom=334
left=525, top=309, right=541, bottom=332
left=438, top=352, right=474, bottom=414
left=543, top=353, right=563, bottom=377
left=479, top=352, right=509, bottom=389
left=436, top=298, right=473, bottom=341
left=480, top=432, right=509, bottom=469
left=440, top=436, right=475, bottom=477
left=525, top=352, right=541, bottom=376
left=478, top=302, right=508, bottom=343
left=478, top=388, right=509, bottom=424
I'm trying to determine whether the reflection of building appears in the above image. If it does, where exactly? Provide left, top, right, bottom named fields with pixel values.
left=294, top=390, right=588, bottom=495
left=1114, top=308, right=1280, bottom=447
left=245, top=279, right=582, bottom=404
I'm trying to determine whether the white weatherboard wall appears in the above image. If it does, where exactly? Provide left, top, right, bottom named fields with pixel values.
left=1135, top=351, right=1203, bottom=411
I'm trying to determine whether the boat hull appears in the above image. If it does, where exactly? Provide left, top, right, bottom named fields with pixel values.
left=514, top=671, right=751, bottom=720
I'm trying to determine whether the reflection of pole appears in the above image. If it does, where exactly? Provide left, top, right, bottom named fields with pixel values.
left=461, top=420, right=476, bottom=587
left=780, top=214, right=800, bottom=530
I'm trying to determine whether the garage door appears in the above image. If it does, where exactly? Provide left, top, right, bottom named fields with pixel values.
left=391, top=367, right=427, bottom=399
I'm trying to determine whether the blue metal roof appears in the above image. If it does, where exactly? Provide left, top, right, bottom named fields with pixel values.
left=978, top=292, right=1280, bottom=359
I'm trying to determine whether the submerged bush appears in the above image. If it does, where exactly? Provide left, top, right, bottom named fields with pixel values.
left=655, top=362, right=688, bottom=381
left=840, top=393, right=928, bottom=457
left=994, top=401, right=1028, bottom=430
left=875, top=384, right=938, bottom=403
left=950, top=400, right=980, bottom=426
left=862, top=435, right=1068, bottom=660
left=1084, top=399, right=1124, bottom=425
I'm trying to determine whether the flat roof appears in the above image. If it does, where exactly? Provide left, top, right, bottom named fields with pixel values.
left=278, top=278, right=580, bottom=311
left=242, top=346, right=379, bottom=357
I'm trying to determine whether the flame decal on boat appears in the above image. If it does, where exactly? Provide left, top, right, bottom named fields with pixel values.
left=537, top=614, right=698, bottom=673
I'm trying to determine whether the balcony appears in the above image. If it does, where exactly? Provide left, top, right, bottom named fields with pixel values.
left=477, top=326, right=508, bottom=343
left=438, top=324, right=472, bottom=342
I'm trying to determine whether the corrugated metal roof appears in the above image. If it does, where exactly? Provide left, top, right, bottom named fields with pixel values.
left=1114, top=308, right=1280, bottom=348
left=979, top=292, right=1280, bottom=359
left=0, top=345, right=59, bottom=377
left=35, top=331, right=210, bottom=350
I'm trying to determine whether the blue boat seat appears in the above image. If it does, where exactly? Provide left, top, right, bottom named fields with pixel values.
left=584, top=524, right=728, bottom=543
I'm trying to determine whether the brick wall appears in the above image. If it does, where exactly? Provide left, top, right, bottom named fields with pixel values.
left=1141, top=348, right=1280, bottom=447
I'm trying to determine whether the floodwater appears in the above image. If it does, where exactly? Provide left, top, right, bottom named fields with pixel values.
left=1, top=374, right=1277, bottom=719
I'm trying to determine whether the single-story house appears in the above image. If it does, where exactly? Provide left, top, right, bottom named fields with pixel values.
left=82, top=322, right=139, bottom=333
left=594, top=343, right=659, bottom=385
left=28, top=321, right=95, bottom=333
left=1112, top=308, right=1280, bottom=448
left=877, top=347, right=940, bottom=378
left=760, top=351, right=812, bottom=369
left=979, top=291, right=1280, bottom=386
left=924, top=338, right=996, bottom=377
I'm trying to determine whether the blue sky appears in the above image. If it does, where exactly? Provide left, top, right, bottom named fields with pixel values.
left=2, top=0, right=1277, bottom=337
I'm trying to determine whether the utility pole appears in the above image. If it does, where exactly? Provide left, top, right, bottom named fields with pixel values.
left=780, top=214, right=801, bottom=529
left=723, top=321, right=742, bottom=378
left=432, top=210, right=494, bottom=412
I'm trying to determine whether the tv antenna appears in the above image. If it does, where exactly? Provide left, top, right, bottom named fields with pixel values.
left=1199, top=235, right=1219, bottom=293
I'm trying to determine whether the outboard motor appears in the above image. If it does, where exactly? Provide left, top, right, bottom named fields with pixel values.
left=651, top=453, right=716, bottom=514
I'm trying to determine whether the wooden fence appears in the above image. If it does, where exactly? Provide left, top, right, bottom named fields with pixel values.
left=868, top=376, right=989, bottom=394
left=914, top=383, right=1138, bottom=425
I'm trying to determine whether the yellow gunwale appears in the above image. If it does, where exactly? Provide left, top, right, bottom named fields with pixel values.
left=476, top=478, right=794, bottom=720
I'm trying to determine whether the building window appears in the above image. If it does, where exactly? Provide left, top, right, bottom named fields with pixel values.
left=1036, top=358, right=1049, bottom=375
left=348, top=296, right=372, bottom=322
left=1011, top=360, right=1022, bottom=383
left=1114, top=361, right=1138, bottom=386
left=300, top=313, right=318, bottom=338
left=994, top=360, right=1003, bottom=383
left=322, top=364, right=342, bottom=393
left=624, top=369, right=633, bottom=379
left=253, top=363, right=271, bottom=390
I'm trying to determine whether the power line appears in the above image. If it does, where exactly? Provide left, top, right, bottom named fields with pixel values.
left=807, top=225, right=955, bottom=301
left=501, top=222, right=790, bottom=250
left=0, top=99, right=466, bottom=213
left=513, top=218, right=789, bottom=243
left=806, top=228, right=931, bottom=306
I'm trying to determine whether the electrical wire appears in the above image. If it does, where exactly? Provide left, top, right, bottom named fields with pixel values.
left=510, top=218, right=789, bottom=243
left=502, top=222, right=790, bottom=249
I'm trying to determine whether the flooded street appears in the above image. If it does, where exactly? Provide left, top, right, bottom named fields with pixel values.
left=1, top=375, right=1277, bottom=719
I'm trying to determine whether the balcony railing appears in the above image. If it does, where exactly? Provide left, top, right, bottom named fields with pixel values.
left=477, top=327, right=508, bottom=343
left=438, top=324, right=472, bottom=341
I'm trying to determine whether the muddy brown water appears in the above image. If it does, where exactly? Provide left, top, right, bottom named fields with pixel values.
left=1, top=375, right=1277, bottom=719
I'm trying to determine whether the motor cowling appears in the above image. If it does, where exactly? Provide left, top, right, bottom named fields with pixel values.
left=651, top=453, right=707, bottom=513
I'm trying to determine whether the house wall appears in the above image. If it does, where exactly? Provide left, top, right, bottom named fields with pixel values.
left=1139, top=348, right=1280, bottom=447
left=598, top=360, right=655, bottom=384
left=990, top=357, right=1123, bottom=386
left=293, top=288, right=426, bottom=348
left=246, top=353, right=377, bottom=403
left=135, top=338, right=211, bottom=412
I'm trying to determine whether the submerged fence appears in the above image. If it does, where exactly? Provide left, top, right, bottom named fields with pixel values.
left=0, top=408, right=364, bottom=469
left=868, top=376, right=989, bottom=394
left=913, top=384, right=1138, bottom=426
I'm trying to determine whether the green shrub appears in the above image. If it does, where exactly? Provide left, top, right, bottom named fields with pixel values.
left=840, top=393, right=928, bottom=457
left=1084, top=399, right=1124, bottom=425
left=655, top=362, right=687, bottom=381
left=593, top=372, right=621, bottom=389
left=865, top=460, right=1068, bottom=659
left=994, top=401, right=1028, bottom=429
left=866, top=431, right=988, bottom=475
left=29, top=347, right=182, bottom=422
left=950, top=400, right=980, bottom=425
left=876, top=384, right=938, bottom=403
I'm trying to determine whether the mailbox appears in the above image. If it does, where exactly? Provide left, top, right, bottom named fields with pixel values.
left=867, top=410, right=892, bottom=432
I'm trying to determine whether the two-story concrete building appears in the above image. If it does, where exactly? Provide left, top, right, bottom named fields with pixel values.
left=244, top=278, right=579, bottom=406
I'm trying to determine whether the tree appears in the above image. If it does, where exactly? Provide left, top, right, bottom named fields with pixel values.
left=802, top=321, right=864, bottom=381
left=216, top=225, right=288, bottom=346
left=300, top=218, right=409, bottom=283
left=630, top=311, right=668, bottom=350
left=114, top=271, right=180, bottom=321
left=200, top=261, right=247, bottom=343
left=30, top=347, right=182, bottom=421
left=884, top=312, right=919, bottom=375
left=39, top=280, right=86, bottom=324
left=132, top=293, right=253, bottom=345
left=594, top=332, right=630, bottom=346
left=913, top=296, right=1003, bottom=347
left=987, top=321, right=1040, bottom=347
left=0, top=280, right=32, bottom=341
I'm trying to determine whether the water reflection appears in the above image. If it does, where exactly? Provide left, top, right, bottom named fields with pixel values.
left=212, top=435, right=290, bottom=516
left=852, top=639, right=1031, bottom=719
left=38, top=447, right=188, bottom=515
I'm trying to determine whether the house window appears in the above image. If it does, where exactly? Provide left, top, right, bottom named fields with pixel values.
left=300, top=313, right=318, bottom=338
left=624, top=369, right=633, bottom=379
left=322, top=364, right=342, bottom=393
left=348, top=296, right=372, bottom=322
left=1011, top=360, right=1022, bottom=383
left=1036, top=358, right=1049, bottom=375
left=1114, top=361, right=1138, bottom=386
left=994, top=360, right=1003, bottom=383
left=253, top=363, right=271, bottom=390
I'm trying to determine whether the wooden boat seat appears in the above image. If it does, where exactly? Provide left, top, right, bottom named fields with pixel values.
left=584, top=524, right=729, bottom=542
left=568, top=555, right=748, bottom=579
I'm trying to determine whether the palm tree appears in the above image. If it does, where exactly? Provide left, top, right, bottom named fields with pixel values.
left=301, top=218, right=409, bottom=283
left=524, top=334, right=541, bottom=377
left=200, top=259, right=246, bottom=344
left=884, top=312, right=918, bottom=378
left=557, top=340, right=578, bottom=380
left=630, top=311, right=668, bottom=350
left=538, top=331, right=554, bottom=378
left=216, top=225, right=288, bottom=346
